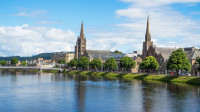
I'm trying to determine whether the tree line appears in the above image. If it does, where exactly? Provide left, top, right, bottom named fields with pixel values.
left=0, top=57, right=27, bottom=66
left=69, top=48, right=196, bottom=76
left=68, top=56, right=136, bottom=72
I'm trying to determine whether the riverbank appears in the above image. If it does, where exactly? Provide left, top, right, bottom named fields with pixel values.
left=0, top=68, right=60, bottom=73
left=67, top=70, right=200, bottom=85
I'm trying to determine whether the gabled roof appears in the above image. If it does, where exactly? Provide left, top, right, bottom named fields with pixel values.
left=185, top=49, right=200, bottom=60
left=155, top=47, right=178, bottom=61
left=86, top=50, right=111, bottom=61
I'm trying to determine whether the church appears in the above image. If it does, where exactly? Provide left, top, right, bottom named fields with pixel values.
left=142, top=16, right=200, bottom=76
left=74, top=21, right=111, bottom=62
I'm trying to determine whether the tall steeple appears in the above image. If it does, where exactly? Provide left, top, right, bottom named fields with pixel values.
left=80, top=20, right=84, bottom=38
left=145, top=15, right=151, bottom=41
left=142, top=15, right=153, bottom=59
left=75, top=20, right=87, bottom=59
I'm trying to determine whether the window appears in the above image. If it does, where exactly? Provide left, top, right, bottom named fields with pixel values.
left=159, top=58, right=162, bottom=66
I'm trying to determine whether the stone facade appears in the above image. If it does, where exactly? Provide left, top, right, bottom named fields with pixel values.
left=75, top=21, right=86, bottom=59
left=142, top=15, right=200, bottom=75
left=142, top=15, right=153, bottom=59
left=184, top=47, right=200, bottom=76
left=74, top=21, right=111, bottom=62
left=52, top=51, right=74, bottom=63
left=131, top=56, right=142, bottom=73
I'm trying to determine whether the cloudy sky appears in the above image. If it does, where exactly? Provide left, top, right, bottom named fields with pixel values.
left=0, top=0, right=200, bottom=56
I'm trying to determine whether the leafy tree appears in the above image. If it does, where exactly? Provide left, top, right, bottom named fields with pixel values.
left=114, top=50, right=123, bottom=54
left=11, top=57, right=18, bottom=65
left=58, top=59, right=66, bottom=64
left=166, top=48, right=191, bottom=76
left=104, top=57, right=117, bottom=71
left=139, top=56, right=159, bottom=73
left=21, top=61, right=27, bottom=66
left=196, top=57, right=200, bottom=71
left=0, top=60, right=7, bottom=66
left=68, top=58, right=78, bottom=68
left=77, top=56, right=89, bottom=70
left=89, top=58, right=102, bottom=70
left=119, top=56, right=136, bottom=72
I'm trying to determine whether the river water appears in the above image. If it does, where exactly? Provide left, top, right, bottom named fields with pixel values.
left=0, top=70, right=199, bottom=112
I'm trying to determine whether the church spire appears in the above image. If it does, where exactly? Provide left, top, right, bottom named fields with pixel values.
left=145, top=14, right=151, bottom=41
left=80, top=20, right=84, bottom=38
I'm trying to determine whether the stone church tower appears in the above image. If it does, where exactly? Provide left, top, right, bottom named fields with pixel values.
left=142, top=15, right=153, bottom=59
left=75, top=21, right=86, bottom=59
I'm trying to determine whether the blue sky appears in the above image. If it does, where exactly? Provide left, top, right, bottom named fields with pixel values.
left=0, top=0, right=200, bottom=56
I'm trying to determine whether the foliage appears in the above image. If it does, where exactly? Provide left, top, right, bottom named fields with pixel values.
left=139, top=56, right=159, bottom=72
left=58, top=59, right=66, bottom=64
left=114, top=50, right=123, bottom=54
left=104, top=57, right=117, bottom=71
left=77, top=56, right=89, bottom=70
left=11, top=57, right=18, bottom=65
left=119, top=56, right=136, bottom=71
left=89, top=58, right=102, bottom=70
left=68, top=58, right=78, bottom=68
left=21, top=61, right=27, bottom=66
left=166, top=48, right=191, bottom=75
left=196, top=57, right=200, bottom=71
left=0, top=60, right=7, bottom=66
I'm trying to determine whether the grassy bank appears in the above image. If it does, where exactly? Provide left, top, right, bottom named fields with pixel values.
left=0, top=68, right=60, bottom=73
left=67, top=70, right=200, bottom=85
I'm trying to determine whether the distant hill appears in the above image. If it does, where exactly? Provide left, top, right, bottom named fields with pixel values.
left=0, top=53, right=53, bottom=61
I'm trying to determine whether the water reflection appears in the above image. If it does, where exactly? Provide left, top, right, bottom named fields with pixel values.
left=0, top=71, right=199, bottom=112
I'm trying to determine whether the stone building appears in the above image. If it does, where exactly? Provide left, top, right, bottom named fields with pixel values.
left=109, top=53, right=142, bottom=73
left=74, top=21, right=111, bottom=62
left=75, top=21, right=86, bottom=59
left=184, top=47, right=200, bottom=76
left=142, top=15, right=153, bottom=59
left=131, top=56, right=142, bottom=73
left=142, top=15, right=200, bottom=75
left=52, top=51, right=74, bottom=63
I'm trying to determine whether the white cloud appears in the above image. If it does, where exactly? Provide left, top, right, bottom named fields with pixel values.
left=0, top=24, right=76, bottom=56
left=119, top=0, right=200, bottom=7
left=111, top=0, right=200, bottom=50
left=14, top=10, right=46, bottom=17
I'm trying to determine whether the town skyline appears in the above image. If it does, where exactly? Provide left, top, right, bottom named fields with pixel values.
left=0, top=0, right=200, bottom=56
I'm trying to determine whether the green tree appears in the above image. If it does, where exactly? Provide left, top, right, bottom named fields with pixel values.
left=114, top=50, right=123, bottom=54
left=21, top=61, right=27, bottom=66
left=0, top=60, right=7, bottom=66
left=89, top=58, right=102, bottom=70
left=166, top=48, right=191, bottom=76
left=119, top=56, right=136, bottom=72
left=196, top=57, right=200, bottom=71
left=139, top=56, right=159, bottom=73
left=78, top=56, right=89, bottom=70
left=58, top=59, right=66, bottom=64
left=104, top=57, right=117, bottom=71
left=68, top=58, right=78, bottom=68
left=11, top=57, right=18, bottom=65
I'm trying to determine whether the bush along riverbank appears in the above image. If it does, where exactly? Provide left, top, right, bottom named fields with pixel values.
left=66, top=70, right=200, bottom=85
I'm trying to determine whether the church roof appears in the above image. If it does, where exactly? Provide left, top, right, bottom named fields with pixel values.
left=155, top=47, right=178, bottom=61
left=86, top=50, right=111, bottom=53
left=86, top=50, right=111, bottom=61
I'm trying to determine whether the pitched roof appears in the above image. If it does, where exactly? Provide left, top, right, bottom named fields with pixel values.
left=155, top=47, right=178, bottom=60
left=185, top=49, right=200, bottom=60
left=86, top=50, right=111, bottom=60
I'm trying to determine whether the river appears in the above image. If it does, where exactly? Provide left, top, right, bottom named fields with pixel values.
left=0, top=70, right=199, bottom=112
